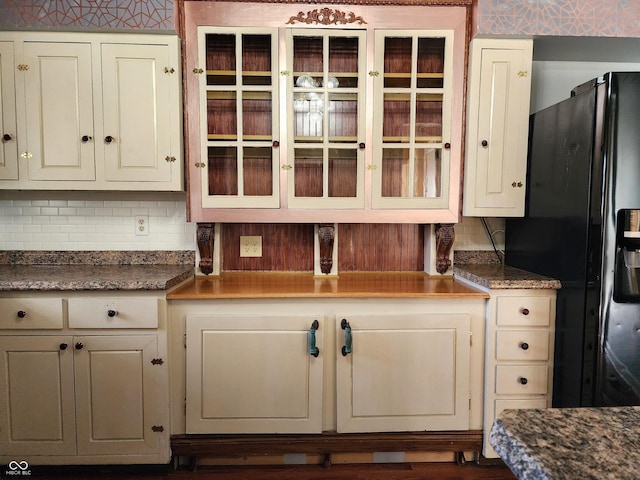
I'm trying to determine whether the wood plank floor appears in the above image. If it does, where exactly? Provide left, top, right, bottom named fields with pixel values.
left=23, top=462, right=517, bottom=480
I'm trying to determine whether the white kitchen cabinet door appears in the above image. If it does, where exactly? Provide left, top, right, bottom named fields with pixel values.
left=0, top=41, right=17, bottom=180
left=0, top=335, right=76, bottom=456
left=335, top=314, right=471, bottom=433
left=185, top=314, right=324, bottom=434
left=22, top=41, right=96, bottom=181
left=73, top=335, right=160, bottom=456
left=101, top=43, right=179, bottom=186
left=463, top=38, right=532, bottom=217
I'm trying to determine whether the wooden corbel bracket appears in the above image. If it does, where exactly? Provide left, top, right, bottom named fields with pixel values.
left=434, top=223, right=455, bottom=274
left=318, top=223, right=335, bottom=275
left=196, top=223, right=215, bottom=275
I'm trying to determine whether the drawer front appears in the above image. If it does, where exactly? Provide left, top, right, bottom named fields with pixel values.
left=495, top=365, right=548, bottom=395
left=494, top=398, right=548, bottom=417
left=68, top=297, right=158, bottom=329
left=496, top=296, right=551, bottom=327
left=0, top=298, right=63, bottom=329
left=496, top=330, right=549, bottom=361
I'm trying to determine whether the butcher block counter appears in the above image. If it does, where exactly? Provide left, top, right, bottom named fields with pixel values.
left=166, top=271, right=490, bottom=299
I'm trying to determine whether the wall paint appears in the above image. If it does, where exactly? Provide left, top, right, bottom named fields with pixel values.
left=476, top=0, right=640, bottom=36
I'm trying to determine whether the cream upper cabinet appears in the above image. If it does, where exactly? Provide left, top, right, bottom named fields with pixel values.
left=101, top=42, right=181, bottom=185
left=183, top=1, right=468, bottom=223
left=23, top=41, right=96, bottom=182
left=0, top=41, right=18, bottom=180
left=0, top=32, right=183, bottom=191
left=463, top=38, right=532, bottom=217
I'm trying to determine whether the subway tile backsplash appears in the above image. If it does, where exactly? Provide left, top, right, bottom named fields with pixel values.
left=0, top=192, right=196, bottom=251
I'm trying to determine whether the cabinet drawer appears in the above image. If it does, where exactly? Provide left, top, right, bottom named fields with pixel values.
left=494, top=398, right=547, bottom=417
left=68, top=297, right=158, bottom=329
left=495, top=365, right=548, bottom=395
left=0, top=298, right=64, bottom=329
left=496, top=330, right=549, bottom=361
left=496, top=296, right=551, bottom=326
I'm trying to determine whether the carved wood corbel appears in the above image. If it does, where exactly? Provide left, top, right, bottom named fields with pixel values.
left=196, top=223, right=215, bottom=275
left=434, top=223, right=455, bottom=274
left=318, top=223, right=335, bottom=274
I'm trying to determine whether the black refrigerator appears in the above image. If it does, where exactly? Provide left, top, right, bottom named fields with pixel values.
left=506, top=72, right=640, bottom=408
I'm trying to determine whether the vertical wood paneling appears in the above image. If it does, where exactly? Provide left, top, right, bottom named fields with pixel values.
left=339, top=224, right=424, bottom=272
left=222, top=224, right=314, bottom=272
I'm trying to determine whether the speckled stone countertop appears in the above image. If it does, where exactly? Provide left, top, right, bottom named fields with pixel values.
left=490, top=407, right=640, bottom=480
left=0, top=251, right=195, bottom=291
left=454, top=264, right=561, bottom=290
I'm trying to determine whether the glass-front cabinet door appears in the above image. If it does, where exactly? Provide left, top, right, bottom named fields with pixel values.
left=198, top=27, right=279, bottom=208
left=372, top=30, right=453, bottom=209
left=286, top=30, right=366, bottom=209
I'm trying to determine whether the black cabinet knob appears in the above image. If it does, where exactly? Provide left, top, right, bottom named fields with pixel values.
left=359, top=142, right=365, bottom=149
left=60, top=343, right=68, bottom=350
left=444, top=143, right=451, bottom=150
left=272, top=140, right=279, bottom=148
left=107, top=309, right=117, bottom=318
left=2, top=133, right=12, bottom=142
left=519, top=377, right=528, bottom=385
left=520, top=342, right=530, bottom=350
left=520, top=308, right=530, bottom=316
left=104, top=135, right=114, bottom=144
left=75, top=342, right=84, bottom=350
left=81, top=135, right=93, bottom=143
left=17, top=310, right=26, bottom=318
left=481, top=140, right=488, bottom=147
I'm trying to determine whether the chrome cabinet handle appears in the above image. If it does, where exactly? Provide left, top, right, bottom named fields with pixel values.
left=341, top=319, right=352, bottom=356
left=308, top=320, right=320, bottom=357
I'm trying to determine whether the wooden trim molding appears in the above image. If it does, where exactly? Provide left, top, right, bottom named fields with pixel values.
left=171, top=430, right=483, bottom=458
left=183, top=0, right=472, bottom=6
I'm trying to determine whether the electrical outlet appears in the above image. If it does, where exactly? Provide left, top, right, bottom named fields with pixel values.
left=135, top=216, right=149, bottom=236
left=240, top=235, right=262, bottom=257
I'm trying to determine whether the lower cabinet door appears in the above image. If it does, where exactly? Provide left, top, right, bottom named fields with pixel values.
left=335, top=314, right=471, bottom=433
left=73, top=335, right=160, bottom=456
left=0, top=335, right=76, bottom=456
left=185, top=315, right=324, bottom=434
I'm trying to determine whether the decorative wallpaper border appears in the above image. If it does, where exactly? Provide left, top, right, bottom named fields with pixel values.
left=0, top=0, right=175, bottom=30
left=476, top=0, right=640, bottom=37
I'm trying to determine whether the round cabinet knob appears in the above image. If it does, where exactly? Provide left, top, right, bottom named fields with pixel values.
left=107, top=309, right=117, bottom=318
left=60, top=343, right=68, bottom=350
left=272, top=140, right=280, bottom=148
left=2, top=133, right=13, bottom=142
left=359, top=142, right=365, bottom=150
left=104, top=135, right=114, bottom=144
left=520, top=308, right=530, bottom=316
left=520, top=342, right=530, bottom=350
left=17, top=310, right=26, bottom=318
left=481, top=140, right=488, bottom=147
left=81, top=135, right=93, bottom=143
left=444, top=143, right=451, bottom=150
left=519, top=377, right=528, bottom=385
left=75, top=342, right=84, bottom=350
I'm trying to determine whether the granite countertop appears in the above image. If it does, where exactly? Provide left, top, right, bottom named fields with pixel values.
left=490, top=407, right=640, bottom=480
left=454, top=264, right=561, bottom=290
left=0, top=251, right=194, bottom=291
